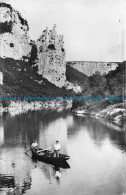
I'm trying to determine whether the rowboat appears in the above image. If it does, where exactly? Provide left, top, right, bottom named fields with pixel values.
left=31, top=148, right=70, bottom=164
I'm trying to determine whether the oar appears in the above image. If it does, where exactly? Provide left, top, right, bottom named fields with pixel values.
left=38, top=147, right=52, bottom=153
left=25, top=146, right=52, bottom=155
left=25, top=145, right=37, bottom=154
left=39, top=147, right=52, bottom=151
left=25, top=148, right=31, bottom=154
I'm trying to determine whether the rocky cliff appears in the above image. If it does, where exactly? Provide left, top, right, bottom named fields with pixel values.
left=0, top=72, right=3, bottom=84
left=36, top=25, right=66, bottom=88
left=0, top=3, right=80, bottom=93
left=0, top=3, right=31, bottom=60
left=67, top=61, right=118, bottom=76
left=0, top=3, right=119, bottom=94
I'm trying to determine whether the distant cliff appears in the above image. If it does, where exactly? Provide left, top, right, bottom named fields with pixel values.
left=67, top=61, right=118, bottom=76
left=0, top=2, right=31, bottom=60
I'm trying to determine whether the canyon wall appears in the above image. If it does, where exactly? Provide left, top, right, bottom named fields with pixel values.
left=67, top=61, right=118, bottom=76
left=0, top=3, right=119, bottom=92
left=0, top=3, right=31, bottom=60
left=0, top=72, right=3, bottom=84
left=0, top=3, right=80, bottom=92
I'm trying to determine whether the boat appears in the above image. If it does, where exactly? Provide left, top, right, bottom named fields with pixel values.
left=31, top=148, right=70, bottom=164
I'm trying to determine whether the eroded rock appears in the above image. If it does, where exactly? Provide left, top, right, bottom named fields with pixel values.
left=0, top=72, right=3, bottom=84
left=0, top=2, right=31, bottom=60
left=36, top=25, right=66, bottom=88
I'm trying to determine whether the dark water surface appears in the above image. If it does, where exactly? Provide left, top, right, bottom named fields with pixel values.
left=0, top=110, right=126, bottom=195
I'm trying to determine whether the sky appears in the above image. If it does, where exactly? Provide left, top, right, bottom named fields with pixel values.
left=1, top=0, right=126, bottom=61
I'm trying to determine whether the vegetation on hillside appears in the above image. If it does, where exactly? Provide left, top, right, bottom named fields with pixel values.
left=0, top=58, right=71, bottom=100
left=0, top=57, right=124, bottom=115
left=66, top=64, right=89, bottom=92
left=66, top=63, right=125, bottom=112
left=0, top=21, right=13, bottom=34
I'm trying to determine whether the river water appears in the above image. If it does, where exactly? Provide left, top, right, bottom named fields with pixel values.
left=0, top=110, right=126, bottom=195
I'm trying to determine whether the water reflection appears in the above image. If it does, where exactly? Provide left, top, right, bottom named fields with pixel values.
left=0, top=110, right=126, bottom=194
left=30, top=157, right=70, bottom=190
left=68, top=115, right=126, bottom=152
left=0, top=175, right=15, bottom=189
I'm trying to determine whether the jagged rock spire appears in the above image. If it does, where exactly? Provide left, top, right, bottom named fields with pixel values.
left=36, top=25, right=66, bottom=88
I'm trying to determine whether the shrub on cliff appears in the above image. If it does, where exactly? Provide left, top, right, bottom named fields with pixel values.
left=0, top=2, right=12, bottom=10
left=17, top=11, right=29, bottom=29
left=0, top=21, right=13, bottom=34
left=71, top=99, right=85, bottom=110
left=1, top=100, right=10, bottom=108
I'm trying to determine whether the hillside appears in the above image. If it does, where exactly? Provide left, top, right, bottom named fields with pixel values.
left=67, top=62, right=124, bottom=97
left=66, top=65, right=88, bottom=85
left=0, top=58, right=71, bottom=99
left=68, top=62, right=125, bottom=111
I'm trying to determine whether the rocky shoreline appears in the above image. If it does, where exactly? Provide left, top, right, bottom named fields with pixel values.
left=0, top=100, right=125, bottom=126
left=0, top=100, right=73, bottom=116
left=94, top=103, right=126, bottom=125
left=73, top=103, right=126, bottom=125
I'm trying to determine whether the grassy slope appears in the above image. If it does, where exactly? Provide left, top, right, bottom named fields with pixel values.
left=0, top=58, right=71, bottom=99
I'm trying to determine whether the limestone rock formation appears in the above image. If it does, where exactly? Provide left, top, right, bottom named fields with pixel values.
left=0, top=3, right=31, bottom=60
left=0, top=72, right=3, bottom=84
left=36, top=25, right=66, bottom=88
left=36, top=25, right=81, bottom=92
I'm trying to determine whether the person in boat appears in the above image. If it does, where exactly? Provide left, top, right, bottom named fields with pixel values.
left=31, top=140, right=38, bottom=151
left=54, top=140, right=61, bottom=157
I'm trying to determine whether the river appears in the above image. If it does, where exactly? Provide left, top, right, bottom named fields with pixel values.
left=0, top=110, right=126, bottom=195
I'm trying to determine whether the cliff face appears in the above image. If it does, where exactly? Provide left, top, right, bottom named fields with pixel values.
left=0, top=3, right=31, bottom=60
left=67, top=61, right=118, bottom=76
left=0, top=72, right=3, bottom=84
left=36, top=25, right=66, bottom=88
left=0, top=3, right=119, bottom=93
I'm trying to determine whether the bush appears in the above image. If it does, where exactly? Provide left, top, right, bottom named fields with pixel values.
left=1, top=100, right=10, bottom=108
left=48, top=44, right=56, bottom=50
left=0, top=21, right=12, bottom=34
